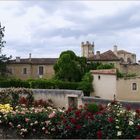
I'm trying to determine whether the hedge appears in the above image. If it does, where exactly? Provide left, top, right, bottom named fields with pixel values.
left=0, top=78, right=92, bottom=96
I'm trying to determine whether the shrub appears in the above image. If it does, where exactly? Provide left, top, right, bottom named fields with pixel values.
left=0, top=79, right=30, bottom=88
left=47, top=102, right=140, bottom=139
left=87, top=103, right=99, bottom=113
left=77, top=72, right=93, bottom=96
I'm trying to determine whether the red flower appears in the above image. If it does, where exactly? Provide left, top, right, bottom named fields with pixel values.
left=63, top=119, right=67, bottom=123
left=70, top=118, right=77, bottom=124
left=75, top=110, right=81, bottom=117
left=136, top=109, right=140, bottom=114
left=97, top=130, right=102, bottom=139
left=126, top=105, right=131, bottom=111
left=66, top=125, right=71, bottom=130
left=79, top=105, right=83, bottom=109
left=76, top=125, right=82, bottom=130
left=66, top=107, right=72, bottom=114
left=108, top=117, right=113, bottom=123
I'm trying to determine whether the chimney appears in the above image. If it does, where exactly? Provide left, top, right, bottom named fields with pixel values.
left=29, top=53, right=32, bottom=61
left=16, top=57, right=20, bottom=62
left=113, top=45, right=118, bottom=56
left=96, top=51, right=100, bottom=59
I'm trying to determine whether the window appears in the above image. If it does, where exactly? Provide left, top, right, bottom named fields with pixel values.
left=23, top=68, right=27, bottom=75
left=39, top=66, right=44, bottom=75
left=132, top=83, right=137, bottom=91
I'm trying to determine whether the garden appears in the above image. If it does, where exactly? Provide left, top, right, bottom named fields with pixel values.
left=0, top=88, right=140, bottom=139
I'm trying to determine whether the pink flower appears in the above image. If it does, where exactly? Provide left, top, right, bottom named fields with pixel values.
left=108, top=117, right=113, bottom=123
left=25, top=118, right=30, bottom=123
left=48, top=112, right=56, bottom=118
left=9, top=122, right=13, bottom=127
left=79, top=105, right=83, bottom=109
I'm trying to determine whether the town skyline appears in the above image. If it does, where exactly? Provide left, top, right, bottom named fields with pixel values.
left=1, top=1, right=140, bottom=61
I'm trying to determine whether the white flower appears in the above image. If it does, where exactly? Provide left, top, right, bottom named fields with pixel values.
left=30, top=123, right=33, bottom=126
left=34, top=121, right=38, bottom=124
left=116, top=126, right=119, bottom=129
left=117, top=131, right=122, bottom=136
left=132, top=112, right=136, bottom=116
left=129, top=121, right=134, bottom=126
left=42, top=127, right=45, bottom=130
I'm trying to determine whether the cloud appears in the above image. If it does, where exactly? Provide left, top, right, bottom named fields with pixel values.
left=1, top=1, right=140, bottom=61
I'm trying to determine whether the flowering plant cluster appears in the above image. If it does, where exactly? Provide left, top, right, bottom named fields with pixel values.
left=0, top=105, right=63, bottom=138
left=0, top=88, right=34, bottom=108
left=0, top=104, right=13, bottom=113
left=47, top=101, right=140, bottom=139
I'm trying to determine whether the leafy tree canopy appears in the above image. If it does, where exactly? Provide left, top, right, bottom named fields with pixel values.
left=54, top=50, right=87, bottom=82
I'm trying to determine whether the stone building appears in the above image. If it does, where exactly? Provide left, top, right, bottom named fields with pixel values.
left=91, top=69, right=140, bottom=101
left=81, top=41, right=140, bottom=75
left=81, top=41, right=136, bottom=64
left=7, top=54, right=57, bottom=80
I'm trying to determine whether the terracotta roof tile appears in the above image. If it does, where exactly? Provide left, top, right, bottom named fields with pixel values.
left=88, top=50, right=120, bottom=61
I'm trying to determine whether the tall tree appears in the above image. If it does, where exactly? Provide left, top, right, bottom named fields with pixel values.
left=0, top=22, right=11, bottom=78
left=54, top=50, right=87, bottom=82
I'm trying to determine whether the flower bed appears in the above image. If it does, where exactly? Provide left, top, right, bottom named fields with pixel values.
left=47, top=101, right=140, bottom=139
left=0, top=88, right=139, bottom=139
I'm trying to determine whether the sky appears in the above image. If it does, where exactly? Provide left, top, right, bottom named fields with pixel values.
left=1, top=0, right=140, bottom=61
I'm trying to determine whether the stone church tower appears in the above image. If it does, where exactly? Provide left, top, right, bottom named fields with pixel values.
left=81, top=41, right=94, bottom=58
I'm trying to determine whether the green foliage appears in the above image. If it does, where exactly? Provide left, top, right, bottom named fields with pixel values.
left=87, top=62, right=114, bottom=71
left=78, top=72, right=93, bottom=96
left=0, top=78, right=92, bottom=95
left=0, top=23, right=11, bottom=77
left=54, top=50, right=87, bottom=82
left=0, top=79, right=30, bottom=88
left=97, top=63, right=115, bottom=70
left=117, top=70, right=137, bottom=78
left=87, top=103, right=99, bottom=113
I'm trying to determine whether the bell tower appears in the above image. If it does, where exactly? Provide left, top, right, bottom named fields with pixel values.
left=81, top=41, right=94, bottom=58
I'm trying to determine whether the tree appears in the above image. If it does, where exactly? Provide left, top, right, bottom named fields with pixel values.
left=0, top=22, right=11, bottom=78
left=54, top=50, right=87, bottom=82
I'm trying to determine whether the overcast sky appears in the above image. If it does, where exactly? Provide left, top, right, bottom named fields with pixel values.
left=1, top=1, right=140, bottom=61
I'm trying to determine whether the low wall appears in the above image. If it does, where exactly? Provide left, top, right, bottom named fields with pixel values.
left=32, top=89, right=83, bottom=109
left=82, top=97, right=140, bottom=109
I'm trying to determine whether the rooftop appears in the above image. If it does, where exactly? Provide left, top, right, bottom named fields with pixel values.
left=88, top=50, right=120, bottom=61
left=9, top=58, right=58, bottom=65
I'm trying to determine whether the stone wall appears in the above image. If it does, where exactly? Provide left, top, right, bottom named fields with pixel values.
left=119, top=64, right=140, bottom=76
left=82, top=97, right=140, bottom=109
left=32, top=89, right=83, bottom=109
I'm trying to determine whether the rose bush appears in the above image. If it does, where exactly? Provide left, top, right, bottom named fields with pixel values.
left=0, top=105, right=63, bottom=138
left=47, top=101, right=140, bottom=139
